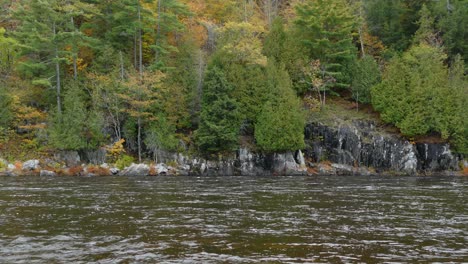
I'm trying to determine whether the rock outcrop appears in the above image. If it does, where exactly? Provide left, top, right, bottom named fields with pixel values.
left=304, top=120, right=461, bottom=174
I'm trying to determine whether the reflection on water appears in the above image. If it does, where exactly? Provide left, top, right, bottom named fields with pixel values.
left=0, top=175, right=466, bottom=263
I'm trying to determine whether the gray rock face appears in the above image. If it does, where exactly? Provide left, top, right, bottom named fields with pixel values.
left=79, top=148, right=107, bottom=164
left=40, top=170, right=56, bottom=177
left=22, top=160, right=40, bottom=171
left=54, top=151, right=80, bottom=166
left=304, top=121, right=461, bottom=174
left=119, top=163, right=150, bottom=176
left=179, top=149, right=307, bottom=176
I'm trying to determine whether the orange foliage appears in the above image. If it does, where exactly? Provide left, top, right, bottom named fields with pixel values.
left=362, top=24, right=385, bottom=59
left=69, top=166, right=84, bottom=176
left=87, top=166, right=110, bottom=176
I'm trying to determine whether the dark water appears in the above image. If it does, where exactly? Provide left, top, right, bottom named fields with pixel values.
left=0, top=175, right=466, bottom=263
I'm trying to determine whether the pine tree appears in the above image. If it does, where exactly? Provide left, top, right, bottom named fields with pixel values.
left=294, top=0, right=357, bottom=94
left=14, top=0, right=69, bottom=114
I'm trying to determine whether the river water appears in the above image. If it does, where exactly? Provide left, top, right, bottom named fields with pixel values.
left=0, top=175, right=466, bottom=263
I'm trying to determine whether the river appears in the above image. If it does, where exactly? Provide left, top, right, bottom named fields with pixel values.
left=0, top=175, right=466, bottom=263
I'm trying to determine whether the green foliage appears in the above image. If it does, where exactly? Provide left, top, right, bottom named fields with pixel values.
left=225, top=63, right=268, bottom=125
left=145, top=114, right=179, bottom=161
left=115, top=154, right=134, bottom=170
left=255, top=61, right=305, bottom=152
left=364, top=0, right=431, bottom=51
left=294, top=0, right=357, bottom=90
left=263, top=17, right=287, bottom=63
left=0, top=86, right=13, bottom=131
left=433, top=0, right=468, bottom=67
left=0, top=27, right=17, bottom=74
left=195, top=66, right=240, bottom=155
left=371, top=44, right=467, bottom=153
left=49, top=82, right=104, bottom=150
left=351, top=55, right=381, bottom=104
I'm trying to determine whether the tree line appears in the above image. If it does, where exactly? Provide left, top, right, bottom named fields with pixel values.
left=0, top=0, right=466, bottom=161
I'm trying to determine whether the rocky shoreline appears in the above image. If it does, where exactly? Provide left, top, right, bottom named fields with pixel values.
left=0, top=150, right=465, bottom=177
left=1, top=120, right=466, bottom=177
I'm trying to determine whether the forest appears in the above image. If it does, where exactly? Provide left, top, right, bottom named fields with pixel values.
left=0, top=0, right=467, bottom=165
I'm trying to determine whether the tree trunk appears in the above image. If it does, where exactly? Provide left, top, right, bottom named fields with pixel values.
left=134, top=32, right=137, bottom=69
left=358, top=3, right=365, bottom=57
left=53, top=22, right=62, bottom=115
left=137, top=116, right=142, bottom=163
left=155, top=0, right=162, bottom=64
left=120, top=51, right=125, bottom=80
left=71, top=16, right=78, bottom=80
left=138, top=1, right=143, bottom=79
left=359, top=26, right=365, bottom=57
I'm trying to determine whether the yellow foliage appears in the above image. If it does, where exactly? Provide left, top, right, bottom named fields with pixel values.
left=106, top=138, right=126, bottom=163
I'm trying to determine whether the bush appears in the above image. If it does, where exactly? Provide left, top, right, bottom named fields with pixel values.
left=115, top=154, right=134, bottom=170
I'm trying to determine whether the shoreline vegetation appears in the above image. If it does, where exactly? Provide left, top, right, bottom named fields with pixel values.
left=1, top=158, right=466, bottom=178
left=1, top=0, right=467, bottom=175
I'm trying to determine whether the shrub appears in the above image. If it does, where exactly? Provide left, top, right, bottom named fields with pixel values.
left=115, top=154, right=134, bottom=170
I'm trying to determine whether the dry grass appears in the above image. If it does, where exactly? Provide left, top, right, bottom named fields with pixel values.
left=87, top=166, right=110, bottom=176
left=69, top=166, right=84, bottom=176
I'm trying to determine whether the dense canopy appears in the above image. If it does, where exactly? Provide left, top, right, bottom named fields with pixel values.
left=0, top=0, right=467, bottom=160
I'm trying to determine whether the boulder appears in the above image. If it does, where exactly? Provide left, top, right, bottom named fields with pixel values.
left=7, top=164, right=16, bottom=171
left=40, top=170, right=56, bottom=177
left=155, top=163, right=169, bottom=175
left=110, top=168, right=120, bottom=175
left=22, top=160, right=40, bottom=171
left=119, top=163, right=150, bottom=176
left=331, top=163, right=355, bottom=175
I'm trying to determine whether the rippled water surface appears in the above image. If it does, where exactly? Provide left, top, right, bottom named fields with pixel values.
left=0, top=175, right=466, bottom=263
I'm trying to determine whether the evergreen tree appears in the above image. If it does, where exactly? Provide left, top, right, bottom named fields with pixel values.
left=372, top=44, right=447, bottom=136
left=195, top=66, right=240, bottom=155
left=263, top=17, right=287, bottom=63
left=0, top=27, right=17, bottom=75
left=255, top=61, right=305, bottom=152
left=14, top=0, right=69, bottom=114
left=412, top=4, right=439, bottom=47
left=434, top=0, right=468, bottom=66
left=294, top=0, right=357, bottom=93
left=145, top=114, right=178, bottom=162
left=0, top=85, right=13, bottom=132
left=351, top=55, right=381, bottom=104
left=151, top=0, right=191, bottom=69
left=49, top=82, right=104, bottom=150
